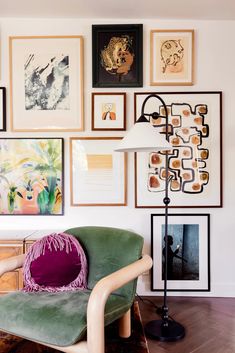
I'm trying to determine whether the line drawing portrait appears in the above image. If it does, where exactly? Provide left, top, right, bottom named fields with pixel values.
left=101, top=103, right=116, bottom=120
left=160, top=39, right=184, bottom=74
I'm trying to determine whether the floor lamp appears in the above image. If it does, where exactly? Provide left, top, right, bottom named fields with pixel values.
left=115, top=93, right=185, bottom=341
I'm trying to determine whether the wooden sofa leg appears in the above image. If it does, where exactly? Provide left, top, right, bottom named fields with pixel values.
left=118, top=309, right=131, bottom=338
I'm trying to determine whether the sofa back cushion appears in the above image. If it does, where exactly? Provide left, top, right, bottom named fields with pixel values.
left=65, top=226, right=143, bottom=301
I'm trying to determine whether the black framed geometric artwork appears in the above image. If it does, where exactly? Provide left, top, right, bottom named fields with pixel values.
left=135, top=91, right=222, bottom=208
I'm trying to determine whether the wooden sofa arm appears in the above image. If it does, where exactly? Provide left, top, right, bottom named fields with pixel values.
left=87, top=254, right=152, bottom=353
left=0, top=254, right=26, bottom=277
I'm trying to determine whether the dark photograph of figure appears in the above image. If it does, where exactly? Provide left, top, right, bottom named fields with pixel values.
left=162, top=224, right=199, bottom=281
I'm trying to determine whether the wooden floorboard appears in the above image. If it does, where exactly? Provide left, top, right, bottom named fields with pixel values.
left=138, top=296, right=235, bottom=353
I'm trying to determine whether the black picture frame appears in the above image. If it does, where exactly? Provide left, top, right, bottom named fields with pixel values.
left=0, top=87, right=6, bottom=131
left=151, top=213, right=210, bottom=292
left=92, top=24, right=143, bottom=88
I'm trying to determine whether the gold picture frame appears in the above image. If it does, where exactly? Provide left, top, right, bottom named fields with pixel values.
left=9, top=35, right=84, bottom=132
left=70, top=137, right=127, bottom=206
left=150, top=29, right=194, bottom=86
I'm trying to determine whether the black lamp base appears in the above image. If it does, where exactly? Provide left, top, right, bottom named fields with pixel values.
left=145, top=319, right=185, bottom=342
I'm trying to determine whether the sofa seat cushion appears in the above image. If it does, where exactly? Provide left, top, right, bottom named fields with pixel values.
left=0, top=290, right=130, bottom=347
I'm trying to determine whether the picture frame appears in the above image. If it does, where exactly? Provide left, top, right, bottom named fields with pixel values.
left=9, top=35, right=84, bottom=132
left=150, top=29, right=194, bottom=86
left=92, top=92, right=126, bottom=131
left=92, top=24, right=143, bottom=87
left=151, top=213, right=210, bottom=292
left=0, top=138, right=64, bottom=215
left=134, top=91, right=222, bottom=208
left=70, top=137, right=127, bottom=206
left=0, top=87, right=6, bottom=131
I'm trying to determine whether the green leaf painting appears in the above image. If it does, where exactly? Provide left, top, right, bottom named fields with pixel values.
left=0, top=139, right=63, bottom=215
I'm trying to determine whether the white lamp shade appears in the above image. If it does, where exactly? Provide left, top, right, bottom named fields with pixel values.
left=115, top=121, right=173, bottom=152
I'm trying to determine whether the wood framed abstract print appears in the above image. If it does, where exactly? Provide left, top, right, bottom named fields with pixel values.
left=0, top=138, right=64, bottom=215
left=0, top=87, right=6, bottom=131
left=92, top=24, right=143, bottom=87
left=134, top=92, right=222, bottom=208
left=92, top=92, right=126, bottom=131
left=150, top=30, right=194, bottom=86
left=70, top=137, right=127, bottom=206
left=151, top=213, right=210, bottom=292
left=9, top=36, right=84, bottom=131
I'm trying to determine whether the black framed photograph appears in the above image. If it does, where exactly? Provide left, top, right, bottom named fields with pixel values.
left=0, top=87, right=6, bottom=131
left=151, top=213, right=210, bottom=291
left=92, top=24, right=143, bottom=87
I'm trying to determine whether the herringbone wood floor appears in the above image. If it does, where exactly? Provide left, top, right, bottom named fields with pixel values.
left=138, top=296, right=235, bottom=353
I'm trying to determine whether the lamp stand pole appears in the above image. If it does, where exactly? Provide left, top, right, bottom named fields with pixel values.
left=143, top=95, right=185, bottom=341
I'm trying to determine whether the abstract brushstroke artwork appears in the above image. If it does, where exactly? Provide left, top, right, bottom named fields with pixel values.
left=135, top=92, right=222, bottom=208
left=150, top=30, right=194, bottom=86
left=25, top=53, right=69, bottom=110
left=92, top=24, right=143, bottom=87
left=151, top=213, right=210, bottom=291
left=10, top=36, right=84, bottom=131
left=0, top=138, right=63, bottom=215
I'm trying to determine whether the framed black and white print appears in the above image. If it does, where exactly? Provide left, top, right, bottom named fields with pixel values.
left=134, top=91, right=222, bottom=208
left=9, top=36, right=84, bottom=132
left=151, top=213, right=210, bottom=292
left=0, top=87, right=6, bottom=131
left=92, top=24, right=143, bottom=87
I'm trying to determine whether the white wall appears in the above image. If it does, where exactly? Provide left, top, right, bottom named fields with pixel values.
left=0, top=18, right=234, bottom=297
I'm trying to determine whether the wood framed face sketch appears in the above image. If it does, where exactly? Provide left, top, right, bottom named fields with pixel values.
left=151, top=213, right=210, bottom=292
left=92, top=24, right=143, bottom=87
left=70, top=137, right=127, bottom=206
left=92, top=92, right=126, bottom=131
left=9, top=35, right=84, bottom=131
left=150, top=30, right=194, bottom=86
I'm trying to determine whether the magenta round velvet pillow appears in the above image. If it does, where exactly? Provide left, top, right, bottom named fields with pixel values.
left=23, top=233, right=87, bottom=292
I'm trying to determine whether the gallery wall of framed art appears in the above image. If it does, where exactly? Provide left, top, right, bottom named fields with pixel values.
left=0, top=17, right=233, bottom=298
